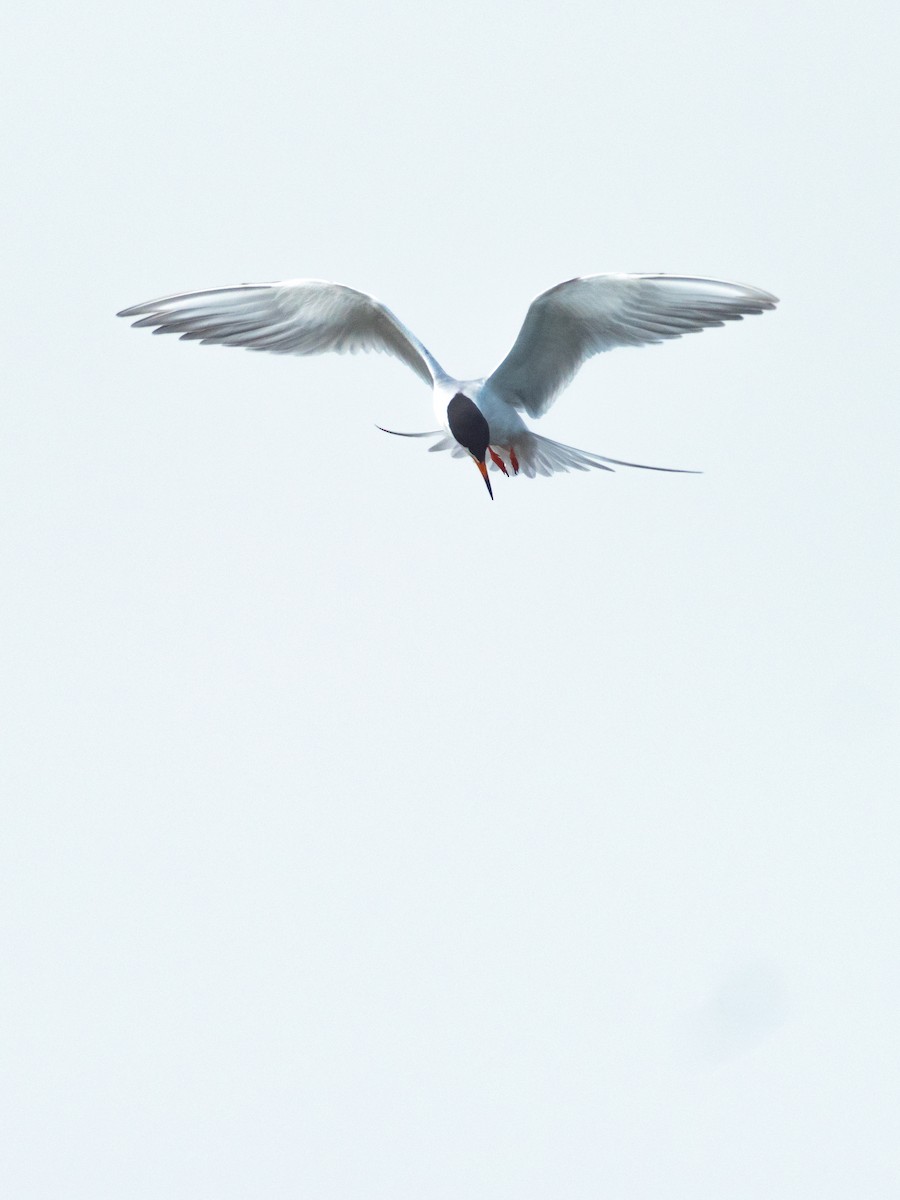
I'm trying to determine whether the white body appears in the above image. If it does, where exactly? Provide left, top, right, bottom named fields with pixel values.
left=434, top=378, right=528, bottom=444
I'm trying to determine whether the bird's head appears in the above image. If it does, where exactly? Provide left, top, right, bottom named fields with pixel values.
left=447, top=393, right=493, bottom=500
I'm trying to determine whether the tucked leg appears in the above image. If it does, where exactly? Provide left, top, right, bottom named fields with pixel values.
left=509, top=446, right=520, bottom=475
left=489, top=447, right=509, bottom=476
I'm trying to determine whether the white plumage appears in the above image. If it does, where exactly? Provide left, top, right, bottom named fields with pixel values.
left=118, top=272, right=778, bottom=498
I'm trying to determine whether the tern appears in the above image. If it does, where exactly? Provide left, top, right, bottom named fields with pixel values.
left=118, top=273, right=778, bottom=499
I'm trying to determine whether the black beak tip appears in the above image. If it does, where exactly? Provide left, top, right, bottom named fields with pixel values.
left=480, top=462, right=494, bottom=499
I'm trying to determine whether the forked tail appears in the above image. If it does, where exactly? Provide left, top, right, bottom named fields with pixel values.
left=377, top=426, right=700, bottom=478
left=516, top=432, right=701, bottom=477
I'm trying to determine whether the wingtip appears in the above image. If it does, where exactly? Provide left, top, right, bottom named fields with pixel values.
left=740, top=283, right=779, bottom=311
left=116, top=302, right=153, bottom=319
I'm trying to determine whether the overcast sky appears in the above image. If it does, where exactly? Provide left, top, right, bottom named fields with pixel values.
left=3, top=1, right=899, bottom=1197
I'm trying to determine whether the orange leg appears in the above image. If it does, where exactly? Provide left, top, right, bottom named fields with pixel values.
left=509, top=446, right=520, bottom=475
left=489, top=447, right=509, bottom=476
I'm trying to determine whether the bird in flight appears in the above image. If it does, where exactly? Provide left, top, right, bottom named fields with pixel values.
left=118, top=273, right=777, bottom=499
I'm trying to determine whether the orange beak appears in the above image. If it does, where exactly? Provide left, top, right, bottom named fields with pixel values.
left=476, top=458, right=494, bottom=500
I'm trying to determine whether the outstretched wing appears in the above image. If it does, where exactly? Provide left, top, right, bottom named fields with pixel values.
left=118, top=279, right=443, bottom=386
left=487, top=273, right=778, bottom=418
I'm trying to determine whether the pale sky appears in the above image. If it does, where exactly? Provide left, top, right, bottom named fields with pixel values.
left=3, top=1, right=899, bottom=1196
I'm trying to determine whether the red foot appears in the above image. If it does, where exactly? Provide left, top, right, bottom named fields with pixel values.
left=509, top=446, right=520, bottom=475
left=489, top=448, right=509, bottom=476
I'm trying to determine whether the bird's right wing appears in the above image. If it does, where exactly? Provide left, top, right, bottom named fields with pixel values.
left=118, top=279, right=444, bottom=386
left=487, top=273, right=778, bottom=417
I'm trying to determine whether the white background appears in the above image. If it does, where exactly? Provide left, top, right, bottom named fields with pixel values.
left=3, top=1, right=899, bottom=1196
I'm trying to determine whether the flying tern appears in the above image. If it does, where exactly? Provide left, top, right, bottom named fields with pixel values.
left=118, top=273, right=778, bottom=499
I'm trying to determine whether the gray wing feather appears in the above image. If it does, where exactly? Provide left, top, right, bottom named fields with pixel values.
left=118, top=280, right=442, bottom=386
left=487, top=273, right=778, bottom=418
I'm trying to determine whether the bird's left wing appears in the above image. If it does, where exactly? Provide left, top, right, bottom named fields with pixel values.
left=118, top=280, right=443, bottom=386
left=487, top=274, right=778, bottom=418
